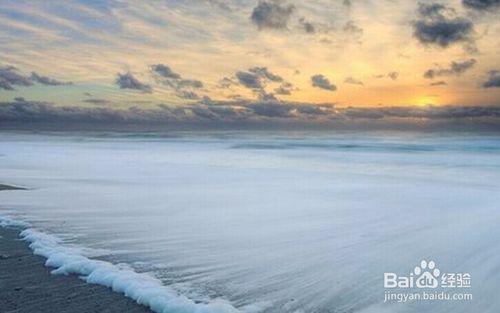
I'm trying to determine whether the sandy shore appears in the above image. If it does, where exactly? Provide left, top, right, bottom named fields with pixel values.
left=0, top=226, right=153, bottom=313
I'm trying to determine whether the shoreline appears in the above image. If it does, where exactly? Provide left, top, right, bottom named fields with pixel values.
left=0, top=225, right=152, bottom=313
left=0, top=184, right=240, bottom=313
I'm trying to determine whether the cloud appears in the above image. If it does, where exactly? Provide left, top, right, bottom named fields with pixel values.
left=311, top=74, right=337, bottom=91
left=462, top=0, right=500, bottom=11
left=151, top=64, right=181, bottom=79
left=274, top=86, right=291, bottom=95
left=176, top=90, right=201, bottom=100
left=274, top=82, right=294, bottom=95
left=116, top=72, right=152, bottom=93
left=251, top=0, right=295, bottom=30
left=344, top=77, right=364, bottom=85
left=482, top=70, right=500, bottom=88
left=232, top=67, right=292, bottom=99
left=83, top=98, right=113, bottom=105
left=341, top=105, right=500, bottom=121
left=388, top=72, right=399, bottom=80
left=0, top=65, right=33, bottom=90
left=177, top=79, right=204, bottom=89
left=430, top=81, right=447, bottom=86
left=31, top=72, right=72, bottom=86
left=236, top=71, right=262, bottom=89
left=258, top=91, right=278, bottom=101
left=299, top=18, right=316, bottom=34
left=248, top=100, right=294, bottom=117
left=342, top=21, right=363, bottom=39
left=374, top=72, right=399, bottom=80
left=412, top=2, right=474, bottom=49
left=150, top=64, right=203, bottom=98
left=204, top=0, right=234, bottom=11
left=296, top=17, right=337, bottom=36
left=218, top=77, right=237, bottom=89
left=0, top=65, right=73, bottom=90
left=248, top=67, right=283, bottom=82
left=2, top=98, right=500, bottom=131
left=424, top=59, right=476, bottom=79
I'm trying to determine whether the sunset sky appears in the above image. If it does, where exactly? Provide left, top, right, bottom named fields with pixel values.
left=0, top=0, right=499, bottom=129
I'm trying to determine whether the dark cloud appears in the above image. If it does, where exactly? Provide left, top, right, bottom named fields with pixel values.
left=0, top=65, right=33, bottom=90
left=176, top=90, right=201, bottom=100
left=236, top=71, right=262, bottom=89
left=341, top=106, right=500, bottom=122
left=151, top=64, right=181, bottom=79
left=31, top=72, right=72, bottom=86
left=177, top=79, right=203, bottom=89
left=374, top=72, right=398, bottom=80
left=248, top=101, right=294, bottom=117
left=274, top=82, right=294, bottom=95
left=311, top=74, right=337, bottom=91
left=218, top=77, right=237, bottom=89
left=462, top=0, right=500, bottom=10
left=204, top=0, right=233, bottom=11
left=258, top=92, right=279, bottom=102
left=388, top=71, right=399, bottom=80
left=299, top=18, right=316, bottom=34
left=413, top=2, right=474, bottom=49
left=251, top=0, right=295, bottom=30
left=482, top=70, right=500, bottom=88
left=450, top=59, right=477, bottom=74
left=345, top=77, right=364, bottom=85
left=296, top=18, right=336, bottom=36
left=248, top=67, right=283, bottom=82
left=0, top=65, right=72, bottom=90
left=150, top=64, right=203, bottom=99
left=274, top=86, right=291, bottom=95
left=430, top=81, right=447, bottom=86
left=116, top=72, right=152, bottom=93
left=2, top=98, right=500, bottom=131
left=227, top=94, right=244, bottom=100
left=417, top=3, right=447, bottom=16
left=232, top=67, right=292, bottom=99
left=83, top=98, right=113, bottom=105
left=343, top=21, right=363, bottom=38
left=424, top=59, right=476, bottom=79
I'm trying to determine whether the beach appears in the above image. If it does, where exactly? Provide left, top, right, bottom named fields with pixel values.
left=0, top=204, right=152, bottom=313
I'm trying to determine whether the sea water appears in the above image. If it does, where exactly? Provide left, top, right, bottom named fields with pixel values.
left=1, top=131, right=499, bottom=313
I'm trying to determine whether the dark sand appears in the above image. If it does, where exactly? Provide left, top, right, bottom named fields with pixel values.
left=0, top=184, right=27, bottom=191
left=0, top=226, right=153, bottom=313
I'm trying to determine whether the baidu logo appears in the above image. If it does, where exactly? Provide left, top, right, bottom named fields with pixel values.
left=384, top=260, right=441, bottom=288
left=383, top=260, right=473, bottom=303
left=414, top=260, right=440, bottom=288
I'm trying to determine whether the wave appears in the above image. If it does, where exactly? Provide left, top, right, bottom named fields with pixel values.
left=230, top=141, right=500, bottom=153
left=0, top=216, right=248, bottom=313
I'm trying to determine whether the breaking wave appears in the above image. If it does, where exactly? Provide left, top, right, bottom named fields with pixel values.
left=0, top=216, right=248, bottom=313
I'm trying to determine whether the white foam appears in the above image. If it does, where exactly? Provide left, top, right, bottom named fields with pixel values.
left=0, top=215, right=30, bottom=228
left=0, top=217, right=242, bottom=313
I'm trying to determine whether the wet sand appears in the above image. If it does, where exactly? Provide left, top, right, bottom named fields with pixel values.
left=0, top=226, right=153, bottom=313
left=0, top=184, right=27, bottom=191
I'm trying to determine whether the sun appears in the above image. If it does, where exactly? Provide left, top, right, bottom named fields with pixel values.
left=415, top=96, right=439, bottom=106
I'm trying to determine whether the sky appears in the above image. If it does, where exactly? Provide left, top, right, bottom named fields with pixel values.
left=0, top=0, right=499, bottom=129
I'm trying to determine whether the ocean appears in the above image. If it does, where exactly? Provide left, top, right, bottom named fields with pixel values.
left=1, top=131, right=499, bottom=313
